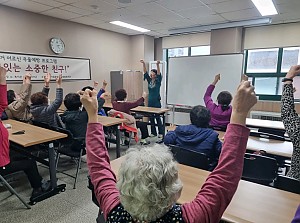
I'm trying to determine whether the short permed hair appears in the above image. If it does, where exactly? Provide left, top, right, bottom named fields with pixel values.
left=7, top=90, right=15, bottom=105
left=64, top=93, right=81, bottom=111
left=217, top=91, right=232, bottom=111
left=115, top=89, right=127, bottom=101
left=117, top=144, right=183, bottom=222
left=190, top=105, right=211, bottom=128
left=30, top=92, right=48, bottom=106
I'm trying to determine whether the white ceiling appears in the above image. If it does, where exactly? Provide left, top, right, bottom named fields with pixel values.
left=1, top=0, right=300, bottom=37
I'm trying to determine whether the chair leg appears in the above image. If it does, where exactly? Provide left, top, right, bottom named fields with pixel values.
left=0, top=175, right=31, bottom=209
left=73, top=150, right=83, bottom=189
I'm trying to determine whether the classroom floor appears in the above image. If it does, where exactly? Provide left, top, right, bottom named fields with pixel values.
left=0, top=136, right=161, bottom=223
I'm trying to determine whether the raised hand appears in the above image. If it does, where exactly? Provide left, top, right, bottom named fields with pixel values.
left=93, top=81, right=99, bottom=89
left=80, top=89, right=98, bottom=123
left=44, top=72, right=51, bottom=87
left=286, top=65, right=300, bottom=79
left=156, top=60, right=160, bottom=64
left=142, top=91, right=147, bottom=99
left=140, top=59, right=145, bottom=64
left=56, top=74, right=62, bottom=88
left=23, top=73, right=32, bottom=84
left=0, top=66, right=7, bottom=84
left=102, top=80, right=107, bottom=89
left=212, top=73, right=221, bottom=85
left=231, top=79, right=257, bottom=125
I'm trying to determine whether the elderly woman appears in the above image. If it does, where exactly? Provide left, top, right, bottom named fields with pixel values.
left=281, top=65, right=300, bottom=180
left=30, top=73, right=63, bottom=128
left=81, top=78, right=257, bottom=222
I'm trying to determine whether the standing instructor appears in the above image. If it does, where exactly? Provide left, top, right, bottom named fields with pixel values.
left=140, top=59, right=164, bottom=138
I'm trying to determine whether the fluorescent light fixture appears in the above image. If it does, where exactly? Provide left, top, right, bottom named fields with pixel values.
left=169, top=18, right=272, bottom=35
left=110, top=21, right=150, bottom=33
left=251, top=0, right=278, bottom=16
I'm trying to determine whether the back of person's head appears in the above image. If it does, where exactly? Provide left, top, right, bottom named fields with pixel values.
left=117, top=144, right=183, bottom=222
left=81, top=86, right=94, bottom=91
left=115, top=89, right=127, bottom=101
left=151, top=69, right=158, bottom=75
left=190, top=105, right=211, bottom=128
left=30, top=92, right=48, bottom=106
left=217, top=91, right=232, bottom=111
left=7, top=90, right=15, bottom=104
left=64, top=93, right=81, bottom=111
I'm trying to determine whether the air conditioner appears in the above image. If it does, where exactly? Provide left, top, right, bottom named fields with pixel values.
left=250, top=111, right=282, bottom=121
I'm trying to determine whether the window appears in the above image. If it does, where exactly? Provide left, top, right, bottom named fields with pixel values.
left=247, top=48, right=279, bottom=73
left=191, top=46, right=210, bottom=56
left=281, top=47, right=300, bottom=72
left=168, top=47, right=188, bottom=57
left=245, top=46, right=300, bottom=101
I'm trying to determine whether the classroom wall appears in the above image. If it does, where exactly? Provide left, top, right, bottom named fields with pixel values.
left=0, top=5, right=132, bottom=100
left=244, top=22, right=300, bottom=49
left=162, top=32, right=211, bottom=49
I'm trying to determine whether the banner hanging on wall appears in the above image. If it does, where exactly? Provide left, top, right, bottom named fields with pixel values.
left=0, top=51, right=91, bottom=81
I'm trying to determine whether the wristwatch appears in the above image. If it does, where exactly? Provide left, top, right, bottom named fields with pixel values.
left=282, top=78, right=293, bottom=82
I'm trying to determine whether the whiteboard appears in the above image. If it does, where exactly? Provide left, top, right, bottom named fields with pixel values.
left=167, top=54, right=244, bottom=106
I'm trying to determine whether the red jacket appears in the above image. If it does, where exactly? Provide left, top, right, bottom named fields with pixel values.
left=0, top=84, right=10, bottom=167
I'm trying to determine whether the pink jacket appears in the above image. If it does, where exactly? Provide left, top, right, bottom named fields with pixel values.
left=86, top=122, right=249, bottom=222
left=0, top=84, right=10, bottom=167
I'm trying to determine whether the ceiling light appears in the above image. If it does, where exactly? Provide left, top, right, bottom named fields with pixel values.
left=110, top=21, right=150, bottom=33
left=169, top=18, right=272, bottom=35
left=118, top=0, right=131, bottom=3
left=251, top=0, right=278, bottom=16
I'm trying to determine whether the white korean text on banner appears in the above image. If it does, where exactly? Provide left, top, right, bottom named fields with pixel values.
left=0, top=52, right=91, bottom=81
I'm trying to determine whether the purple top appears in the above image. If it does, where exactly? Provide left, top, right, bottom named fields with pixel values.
left=292, top=205, right=300, bottom=223
left=204, top=84, right=232, bottom=128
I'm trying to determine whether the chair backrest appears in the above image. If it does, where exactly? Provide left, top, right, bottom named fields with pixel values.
left=170, top=145, right=210, bottom=170
left=274, top=175, right=300, bottom=194
left=242, top=153, right=278, bottom=185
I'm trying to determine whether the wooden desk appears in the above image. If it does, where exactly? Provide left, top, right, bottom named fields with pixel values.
left=3, top=119, right=67, bottom=203
left=216, top=131, right=293, bottom=158
left=246, top=118, right=286, bottom=138
left=3, top=120, right=67, bottom=147
left=110, top=157, right=300, bottom=223
left=98, top=116, right=126, bottom=127
left=98, top=116, right=126, bottom=158
left=131, top=106, right=170, bottom=114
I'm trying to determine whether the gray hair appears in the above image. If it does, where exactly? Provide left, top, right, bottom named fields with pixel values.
left=116, top=144, right=183, bottom=222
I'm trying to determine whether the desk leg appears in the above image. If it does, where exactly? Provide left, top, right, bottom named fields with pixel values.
left=29, top=142, right=66, bottom=205
left=48, top=143, right=57, bottom=188
left=116, top=126, right=121, bottom=158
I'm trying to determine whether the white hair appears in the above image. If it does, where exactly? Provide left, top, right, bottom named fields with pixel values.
left=116, top=144, right=183, bottom=222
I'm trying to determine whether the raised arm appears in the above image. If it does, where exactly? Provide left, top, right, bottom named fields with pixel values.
left=140, top=59, right=147, bottom=74
left=9, top=73, right=32, bottom=111
left=281, top=65, right=300, bottom=180
left=97, top=80, right=107, bottom=98
left=156, top=60, right=161, bottom=75
left=42, top=72, right=51, bottom=96
left=182, top=79, right=257, bottom=223
left=204, top=74, right=220, bottom=109
left=0, top=67, right=8, bottom=114
left=80, top=89, right=120, bottom=220
left=44, top=74, right=63, bottom=114
left=125, top=92, right=146, bottom=110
